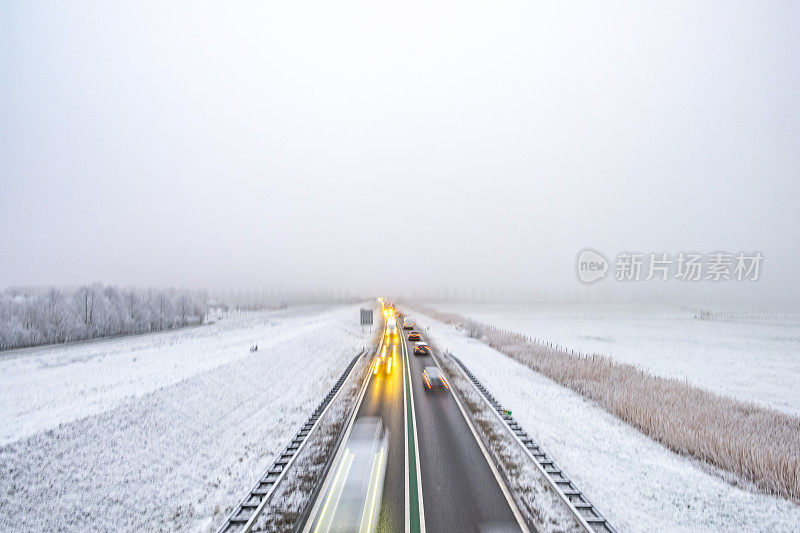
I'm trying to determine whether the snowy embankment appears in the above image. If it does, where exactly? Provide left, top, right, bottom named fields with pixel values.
left=427, top=302, right=800, bottom=417
left=0, top=304, right=371, bottom=532
left=413, top=310, right=800, bottom=532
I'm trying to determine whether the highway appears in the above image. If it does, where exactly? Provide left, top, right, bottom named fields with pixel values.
left=401, top=319, right=524, bottom=533
left=302, top=307, right=526, bottom=533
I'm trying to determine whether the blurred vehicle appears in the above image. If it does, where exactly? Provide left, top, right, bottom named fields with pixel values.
left=413, top=342, right=431, bottom=356
left=376, top=342, right=394, bottom=374
left=408, top=330, right=421, bottom=341
left=313, top=417, right=388, bottom=532
left=422, top=366, right=448, bottom=391
left=386, top=317, right=398, bottom=336
left=403, top=318, right=414, bottom=330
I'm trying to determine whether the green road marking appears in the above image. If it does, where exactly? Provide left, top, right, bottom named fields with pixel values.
left=402, top=337, right=422, bottom=533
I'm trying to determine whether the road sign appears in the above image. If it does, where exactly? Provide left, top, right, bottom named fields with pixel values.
left=360, top=308, right=373, bottom=326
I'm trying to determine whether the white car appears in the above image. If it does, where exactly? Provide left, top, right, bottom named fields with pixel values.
left=313, top=417, right=388, bottom=531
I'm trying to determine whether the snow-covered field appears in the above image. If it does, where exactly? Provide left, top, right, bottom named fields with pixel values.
left=415, top=310, right=800, bottom=532
left=0, top=304, right=371, bottom=531
left=427, top=302, right=800, bottom=417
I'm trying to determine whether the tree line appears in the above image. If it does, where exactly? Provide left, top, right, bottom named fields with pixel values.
left=0, top=285, right=207, bottom=350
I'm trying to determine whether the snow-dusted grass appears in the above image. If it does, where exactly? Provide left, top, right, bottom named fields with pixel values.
left=428, top=302, right=800, bottom=417
left=413, top=310, right=800, bottom=532
left=0, top=304, right=370, bottom=532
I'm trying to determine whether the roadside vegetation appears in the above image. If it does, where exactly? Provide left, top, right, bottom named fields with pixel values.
left=416, top=306, right=800, bottom=503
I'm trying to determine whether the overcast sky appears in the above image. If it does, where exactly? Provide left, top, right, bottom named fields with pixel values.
left=2, top=1, right=799, bottom=301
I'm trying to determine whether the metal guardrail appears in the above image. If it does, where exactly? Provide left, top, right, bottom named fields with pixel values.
left=448, top=353, right=617, bottom=533
left=217, top=349, right=365, bottom=533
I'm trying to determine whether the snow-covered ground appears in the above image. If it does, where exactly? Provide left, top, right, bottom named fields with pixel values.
left=427, top=302, right=800, bottom=417
left=415, top=310, right=800, bottom=532
left=0, top=304, right=371, bottom=531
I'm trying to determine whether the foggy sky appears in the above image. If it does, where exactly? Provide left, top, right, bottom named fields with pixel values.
left=2, top=2, right=799, bottom=301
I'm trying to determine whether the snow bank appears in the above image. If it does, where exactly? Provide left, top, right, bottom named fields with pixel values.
left=0, top=304, right=371, bottom=532
left=427, top=302, right=800, bottom=417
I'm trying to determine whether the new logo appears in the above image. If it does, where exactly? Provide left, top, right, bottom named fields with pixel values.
left=577, top=249, right=608, bottom=283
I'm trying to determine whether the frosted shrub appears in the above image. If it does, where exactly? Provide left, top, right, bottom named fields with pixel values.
left=463, top=319, right=485, bottom=339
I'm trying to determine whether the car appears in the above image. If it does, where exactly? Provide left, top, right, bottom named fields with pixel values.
left=386, top=317, right=397, bottom=336
left=317, top=417, right=388, bottom=531
left=422, top=366, right=448, bottom=391
left=403, top=318, right=414, bottom=330
left=375, top=341, right=396, bottom=374
left=407, top=331, right=421, bottom=341
left=413, top=342, right=431, bottom=356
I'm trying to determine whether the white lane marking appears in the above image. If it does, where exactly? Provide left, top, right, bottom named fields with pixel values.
left=314, top=450, right=355, bottom=533
left=359, top=446, right=386, bottom=532
left=403, top=337, right=410, bottom=533
left=301, top=334, right=383, bottom=533
left=430, top=351, right=531, bottom=533
left=402, top=334, right=427, bottom=533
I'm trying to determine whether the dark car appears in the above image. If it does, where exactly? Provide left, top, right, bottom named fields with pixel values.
left=422, top=366, right=448, bottom=391
left=413, top=342, right=431, bottom=356
left=408, top=331, right=421, bottom=341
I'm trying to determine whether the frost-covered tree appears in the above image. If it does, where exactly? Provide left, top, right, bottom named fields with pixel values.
left=0, top=285, right=208, bottom=350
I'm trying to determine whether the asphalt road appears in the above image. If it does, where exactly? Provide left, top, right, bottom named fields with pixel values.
left=401, top=323, right=523, bottom=533
left=304, top=314, right=525, bottom=533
